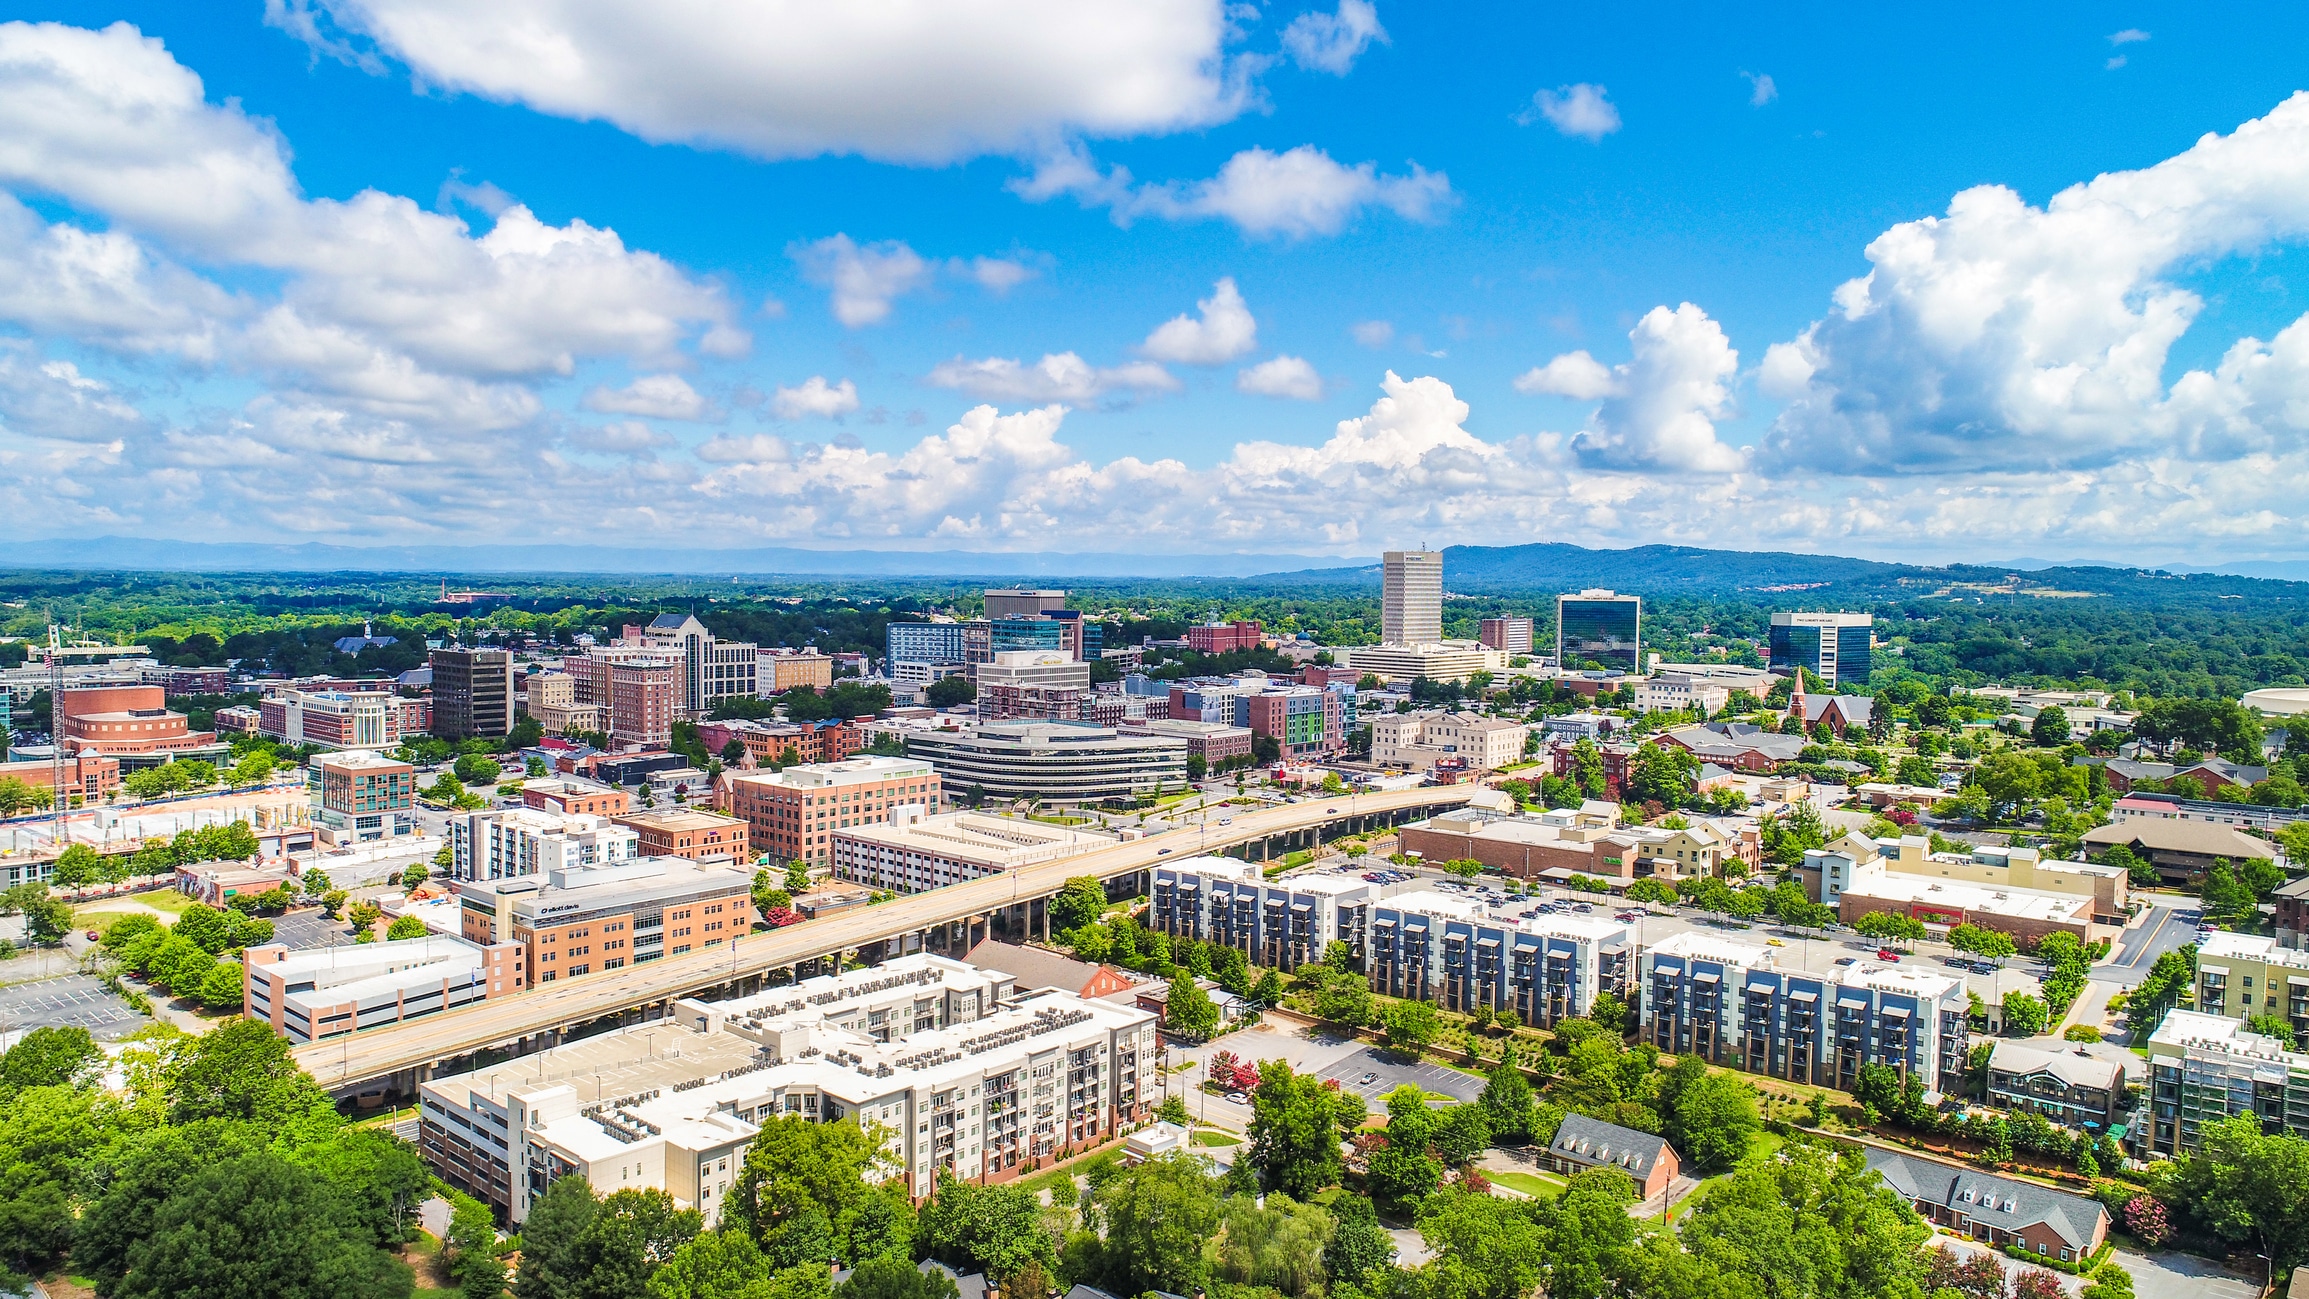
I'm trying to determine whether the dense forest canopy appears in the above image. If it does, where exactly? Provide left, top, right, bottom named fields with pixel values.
left=0, top=558, right=2301, bottom=698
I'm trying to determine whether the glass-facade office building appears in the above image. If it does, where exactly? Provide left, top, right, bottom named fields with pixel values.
left=1768, top=613, right=1873, bottom=687
left=887, top=622, right=967, bottom=665
left=1555, top=590, right=1642, bottom=671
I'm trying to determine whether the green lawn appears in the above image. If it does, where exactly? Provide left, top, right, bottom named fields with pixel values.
left=1486, top=1170, right=1566, bottom=1199
left=1192, top=1130, right=1242, bottom=1147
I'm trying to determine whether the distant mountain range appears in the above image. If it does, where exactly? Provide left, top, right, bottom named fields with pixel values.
left=0, top=535, right=2302, bottom=595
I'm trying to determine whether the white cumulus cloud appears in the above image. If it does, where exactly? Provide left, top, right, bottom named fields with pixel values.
left=1237, top=355, right=1324, bottom=400
left=1527, top=305, right=1745, bottom=474
left=1282, top=1, right=1387, bottom=75
left=1513, top=350, right=1614, bottom=399
left=1018, top=143, right=1450, bottom=238
left=1141, top=277, right=1258, bottom=364
left=582, top=373, right=712, bottom=420
left=791, top=234, right=932, bottom=327
left=925, top=353, right=1179, bottom=403
left=772, top=376, right=862, bottom=420
left=1520, top=83, right=1621, bottom=141
left=1743, top=71, right=1777, bottom=106
left=266, top=0, right=1257, bottom=165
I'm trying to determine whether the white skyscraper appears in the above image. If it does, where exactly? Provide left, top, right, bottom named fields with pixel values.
left=1382, top=550, right=1444, bottom=645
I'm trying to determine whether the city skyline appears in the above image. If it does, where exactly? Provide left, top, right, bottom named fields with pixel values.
left=0, top=7, right=2304, bottom=563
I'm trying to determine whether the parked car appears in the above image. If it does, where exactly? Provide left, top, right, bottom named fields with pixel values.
left=1358, top=1072, right=1378, bottom=1085
left=1225, top=1091, right=1249, bottom=1105
left=1834, top=956, right=1858, bottom=966
left=1877, top=949, right=1901, bottom=962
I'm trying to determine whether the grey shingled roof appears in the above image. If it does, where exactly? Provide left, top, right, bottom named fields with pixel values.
left=2081, top=819, right=2275, bottom=859
left=1866, top=1148, right=2107, bottom=1250
left=1548, top=1113, right=1675, bottom=1182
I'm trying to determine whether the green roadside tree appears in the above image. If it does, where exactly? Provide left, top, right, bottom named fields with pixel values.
left=1162, top=971, right=1219, bottom=1041
left=1050, top=876, right=1108, bottom=934
left=1379, top=999, right=1441, bottom=1055
left=1246, top=1060, right=1347, bottom=1198
left=2002, top=993, right=2050, bottom=1037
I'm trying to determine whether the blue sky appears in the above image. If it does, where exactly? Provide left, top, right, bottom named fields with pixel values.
left=2, top=2, right=2308, bottom=562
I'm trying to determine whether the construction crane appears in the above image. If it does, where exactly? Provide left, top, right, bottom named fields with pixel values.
left=35, top=622, right=147, bottom=850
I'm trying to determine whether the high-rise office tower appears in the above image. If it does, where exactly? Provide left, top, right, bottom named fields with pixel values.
left=1382, top=550, right=1444, bottom=645
left=1769, top=612, right=1874, bottom=686
left=982, top=589, right=1068, bottom=619
left=1555, top=590, right=1642, bottom=672
left=431, top=647, right=515, bottom=738
left=1479, top=617, right=1535, bottom=655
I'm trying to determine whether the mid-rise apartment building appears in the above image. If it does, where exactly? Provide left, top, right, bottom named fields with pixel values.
left=609, top=657, right=680, bottom=748
left=1369, top=709, right=1528, bottom=771
left=1478, top=617, right=1535, bottom=656
left=1151, top=857, right=1379, bottom=973
left=720, top=756, right=944, bottom=869
left=2194, top=932, right=2309, bottom=1034
left=904, top=722, right=1188, bottom=806
left=1240, top=685, right=1344, bottom=760
left=1186, top=621, right=1264, bottom=655
left=521, top=779, right=631, bottom=817
left=1364, top=888, right=1632, bottom=1025
left=450, top=807, right=641, bottom=882
left=1115, top=718, right=1254, bottom=765
left=758, top=649, right=834, bottom=694
left=612, top=808, right=749, bottom=866
left=887, top=621, right=968, bottom=667
left=2142, top=1009, right=2309, bottom=1156
left=1641, top=931, right=1969, bottom=1094
left=312, top=749, right=416, bottom=842
left=244, top=932, right=525, bottom=1044
left=525, top=672, right=603, bottom=737
left=835, top=809, right=1112, bottom=894
left=417, top=954, right=1153, bottom=1221
left=432, top=648, right=515, bottom=739
left=459, top=857, right=754, bottom=983
left=696, top=717, right=863, bottom=768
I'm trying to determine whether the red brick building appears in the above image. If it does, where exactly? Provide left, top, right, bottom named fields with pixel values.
left=59, top=686, right=219, bottom=759
left=1185, top=620, right=1263, bottom=654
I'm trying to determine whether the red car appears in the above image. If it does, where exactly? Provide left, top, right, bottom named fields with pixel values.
left=1876, top=948, right=1900, bottom=962
left=84, top=930, right=100, bottom=941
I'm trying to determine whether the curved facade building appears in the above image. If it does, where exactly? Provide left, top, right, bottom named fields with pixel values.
left=905, top=721, right=1188, bottom=805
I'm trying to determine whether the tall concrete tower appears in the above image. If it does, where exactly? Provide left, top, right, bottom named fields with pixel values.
left=1382, top=550, right=1444, bottom=645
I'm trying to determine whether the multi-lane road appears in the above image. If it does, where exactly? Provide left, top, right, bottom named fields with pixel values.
left=292, top=783, right=1475, bottom=1092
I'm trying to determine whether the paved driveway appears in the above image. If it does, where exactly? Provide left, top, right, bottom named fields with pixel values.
left=269, top=909, right=354, bottom=951
left=2113, top=1249, right=2256, bottom=1299
left=0, top=974, right=147, bottom=1042
left=2102, top=904, right=2199, bottom=984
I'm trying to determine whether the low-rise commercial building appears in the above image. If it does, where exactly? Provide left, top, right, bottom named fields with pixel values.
left=1641, top=931, right=1970, bottom=1094
left=245, top=932, right=525, bottom=1044
left=1985, top=1042, right=2130, bottom=1131
left=1369, top=709, right=1528, bottom=772
left=459, top=857, right=753, bottom=982
left=418, top=954, right=1154, bottom=1220
left=1867, top=1149, right=2108, bottom=1265
left=2141, top=1009, right=2309, bottom=1156
left=521, top=779, right=632, bottom=817
left=1186, top=621, right=1264, bottom=655
left=1339, top=642, right=1506, bottom=684
left=612, top=808, right=750, bottom=866
left=2081, top=817, right=2278, bottom=885
left=312, top=749, right=417, bottom=842
left=720, top=756, right=943, bottom=869
left=1810, top=834, right=2128, bottom=928
left=1545, top=1115, right=1679, bottom=1199
left=835, top=809, right=1110, bottom=894
left=1115, top=718, right=1252, bottom=765
left=904, top=722, right=1187, bottom=806
left=0, top=753, right=120, bottom=803
left=449, top=807, right=640, bottom=882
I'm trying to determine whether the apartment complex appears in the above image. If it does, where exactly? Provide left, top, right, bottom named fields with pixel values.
left=611, top=808, right=749, bottom=866
left=1769, top=612, right=1874, bottom=687
left=834, top=809, right=1113, bottom=893
left=1985, top=1042, right=2130, bottom=1131
left=1556, top=590, right=1642, bottom=672
left=448, top=807, right=640, bottom=882
left=244, top=932, right=525, bottom=1044
left=608, top=656, right=681, bottom=748
left=1478, top=616, right=1535, bottom=656
left=2141, top=1009, right=2309, bottom=1156
left=312, top=749, right=416, bottom=842
left=759, top=649, right=834, bottom=693
left=720, top=756, right=944, bottom=869
left=1186, top=620, right=1264, bottom=655
left=697, top=717, right=864, bottom=769
left=521, top=779, right=632, bottom=817
left=887, top=621, right=968, bottom=667
left=1151, top=857, right=1378, bottom=973
left=1381, top=550, right=1444, bottom=645
left=2194, top=932, right=2309, bottom=1032
left=524, top=672, right=603, bottom=737
left=459, top=858, right=755, bottom=983
left=418, top=954, right=1155, bottom=1221
left=1365, top=888, right=1632, bottom=1025
left=1115, top=718, right=1254, bottom=765
left=432, top=648, right=516, bottom=739
left=1641, top=931, right=1970, bottom=1093
left=904, top=722, right=1187, bottom=806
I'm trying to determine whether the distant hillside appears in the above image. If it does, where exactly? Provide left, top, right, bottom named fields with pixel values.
left=1258, top=541, right=2309, bottom=603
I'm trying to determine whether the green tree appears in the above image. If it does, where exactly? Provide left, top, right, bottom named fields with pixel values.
left=647, top=1228, right=803, bottom=1299
left=198, top=961, right=247, bottom=1011
left=1626, top=742, right=1699, bottom=809
left=786, top=861, right=812, bottom=892
left=721, top=1116, right=887, bottom=1262
left=2189, top=1115, right=2309, bottom=1278
left=1379, top=998, right=1441, bottom=1055
left=1320, top=1192, right=1394, bottom=1290
left=923, top=677, right=975, bottom=708
left=1050, top=876, right=1107, bottom=934
left=51, top=843, right=104, bottom=892
left=386, top=914, right=429, bottom=941
left=1479, top=1060, right=1534, bottom=1143
left=0, top=1024, right=102, bottom=1092
left=1095, top=1154, right=1222, bottom=1297
left=516, top=1176, right=601, bottom=1299
left=837, top=1255, right=956, bottom=1299
left=1432, top=1103, right=1493, bottom=1167
left=1211, top=1192, right=1333, bottom=1299
left=446, top=1191, right=508, bottom=1299
left=2246, top=1013, right=2299, bottom=1049
left=1311, top=971, right=1372, bottom=1026
left=572, top=1189, right=703, bottom=1299
left=1854, top=910, right=1927, bottom=945
left=1668, top=1072, right=1761, bottom=1174
left=2002, top=993, right=2049, bottom=1037
left=1162, top=971, right=1219, bottom=1040
left=2030, top=707, right=2071, bottom=747
left=402, top=861, right=432, bottom=890
left=916, top=1174, right=1051, bottom=1283
left=109, top=1151, right=415, bottom=1299
left=169, top=1017, right=323, bottom=1124
left=1947, top=923, right=2017, bottom=960
left=1247, top=1060, right=1347, bottom=1198
left=454, top=753, right=502, bottom=785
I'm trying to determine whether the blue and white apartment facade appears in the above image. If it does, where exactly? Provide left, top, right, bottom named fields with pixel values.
left=1365, top=888, right=1631, bottom=1027
left=1150, top=857, right=1373, bottom=972
left=1642, top=931, right=1970, bottom=1094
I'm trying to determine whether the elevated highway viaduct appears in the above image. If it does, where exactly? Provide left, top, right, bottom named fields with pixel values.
left=294, top=784, right=1477, bottom=1096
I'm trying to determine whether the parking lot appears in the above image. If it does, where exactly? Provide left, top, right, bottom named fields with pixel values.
left=269, top=908, right=356, bottom=951
left=0, top=974, right=147, bottom=1042
left=1316, top=1047, right=1483, bottom=1104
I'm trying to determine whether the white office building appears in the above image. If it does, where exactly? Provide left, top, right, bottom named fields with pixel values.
left=448, top=807, right=641, bottom=882
left=1382, top=550, right=1445, bottom=646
